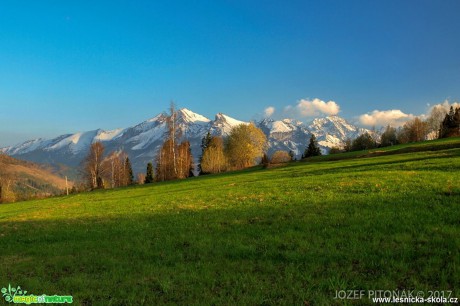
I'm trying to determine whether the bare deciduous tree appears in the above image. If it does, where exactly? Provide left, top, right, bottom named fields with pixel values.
left=398, top=117, right=428, bottom=143
left=155, top=139, right=174, bottom=181
left=83, top=142, right=105, bottom=190
left=427, top=105, right=447, bottom=139
left=101, top=151, right=131, bottom=188
left=166, top=102, right=181, bottom=177
left=155, top=104, right=194, bottom=181
left=156, top=139, right=194, bottom=181
left=177, top=141, right=193, bottom=179
left=137, top=173, right=146, bottom=185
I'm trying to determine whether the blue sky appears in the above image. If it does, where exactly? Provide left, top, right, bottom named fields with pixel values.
left=1, top=0, right=459, bottom=146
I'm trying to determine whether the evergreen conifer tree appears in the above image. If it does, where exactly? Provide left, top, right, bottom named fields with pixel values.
left=302, top=134, right=322, bottom=158
left=261, top=153, right=269, bottom=168
left=201, top=131, right=212, bottom=151
left=454, top=107, right=460, bottom=135
left=198, top=131, right=212, bottom=174
left=125, top=157, right=134, bottom=185
left=439, top=106, right=460, bottom=138
left=144, top=162, right=154, bottom=184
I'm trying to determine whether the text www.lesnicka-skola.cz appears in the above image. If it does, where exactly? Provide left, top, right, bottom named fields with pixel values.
left=372, top=296, right=458, bottom=304
left=334, top=290, right=458, bottom=304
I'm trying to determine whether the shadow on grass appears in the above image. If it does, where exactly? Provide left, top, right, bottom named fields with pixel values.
left=0, top=195, right=458, bottom=305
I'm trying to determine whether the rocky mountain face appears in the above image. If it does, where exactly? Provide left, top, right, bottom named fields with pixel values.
left=1, top=109, right=369, bottom=175
left=258, top=115, right=368, bottom=157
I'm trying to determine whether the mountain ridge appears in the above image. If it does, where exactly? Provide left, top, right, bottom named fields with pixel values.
left=1, top=108, right=369, bottom=174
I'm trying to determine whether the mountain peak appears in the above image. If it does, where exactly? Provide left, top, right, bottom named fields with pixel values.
left=216, top=113, right=241, bottom=124
left=214, top=113, right=245, bottom=125
left=214, top=112, right=225, bottom=119
left=146, top=113, right=168, bottom=123
left=209, top=113, right=247, bottom=136
left=2, top=107, right=370, bottom=174
left=309, top=115, right=358, bottom=140
left=177, top=108, right=210, bottom=123
left=260, top=117, right=274, bottom=124
left=311, top=115, right=347, bottom=125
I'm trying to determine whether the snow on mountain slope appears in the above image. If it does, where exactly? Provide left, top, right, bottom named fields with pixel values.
left=259, top=115, right=369, bottom=156
left=309, top=116, right=357, bottom=139
left=271, top=121, right=292, bottom=133
left=263, top=119, right=294, bottom=133
left=1, top=138, right=50, bottom=155
left=1, top=108, right=369, bottom=174
left=95, top=128, right=124, bottom=141
left=47, top=130, right=101, bottom=154
left=176, top=108, right=211, bottom=138
left=130, top=122, right=166, bottom=151
left=307, top=116, right=365, bottom=149
left=178, top=108, right=211, bottom=124
left=210, top=113, right=247, bottom=136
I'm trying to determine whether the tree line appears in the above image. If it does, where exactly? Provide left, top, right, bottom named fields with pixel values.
left=198, top=123, right=267, bottom=174
left=82, top=103, right=460, bottom=189
left=5, top=104, right=458, bottom=198
left=142, top=104, right=320, bottom=181
left=81, top=142, right=134, bottom=190
left=330, top=105, right=460, bottom=153
left=79, top=104, right=270, bottom=188
left=79, top=104, right=332, bottom=188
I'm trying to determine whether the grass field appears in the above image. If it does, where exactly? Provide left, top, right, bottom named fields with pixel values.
left=0, top=138, right=459, bottom=305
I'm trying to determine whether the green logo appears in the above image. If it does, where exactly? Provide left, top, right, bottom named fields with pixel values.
left=1, top=284, right=72, bottom=304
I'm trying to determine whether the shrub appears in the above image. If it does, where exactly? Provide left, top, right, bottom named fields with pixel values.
left=270, top=151, right=291, bottom=164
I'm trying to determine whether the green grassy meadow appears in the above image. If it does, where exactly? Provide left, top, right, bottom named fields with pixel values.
left=1, top=138, right=459, bottom=305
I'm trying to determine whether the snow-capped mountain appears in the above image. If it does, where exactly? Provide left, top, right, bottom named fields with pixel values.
left=210, top=113, right=247, bottom=136
left=258, top=115, right=368, bottom=157
left=308, top=116, right=369, bottom=148
left=1, top=108, right=369, bottom=174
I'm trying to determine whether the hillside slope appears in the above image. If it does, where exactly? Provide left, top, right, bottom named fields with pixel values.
left=0, top=139, right=459, bottom=304
left=0, top=154, right=69, bottom=200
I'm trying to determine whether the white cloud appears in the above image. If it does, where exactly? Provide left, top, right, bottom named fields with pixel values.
left=358, top=100, right=460, bottom=128
left=359, top=109, right=415, bottom=127
left=264, top=106, right=275, bottom=117
left=427, top=100, right=460, bottom=114
left=284, top=98, right=340, bottom=118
